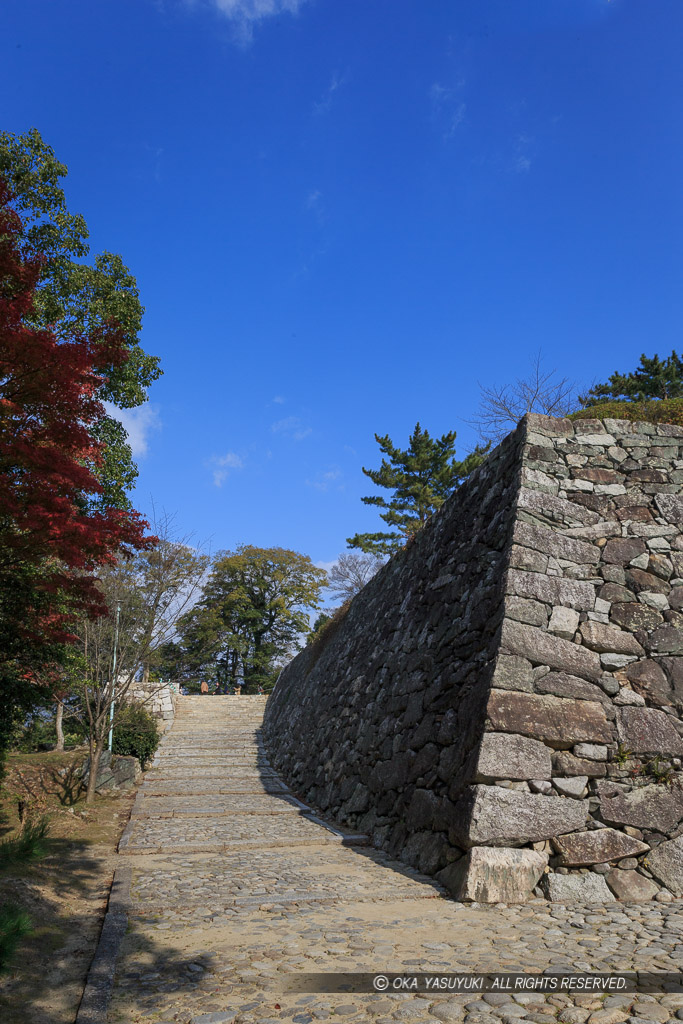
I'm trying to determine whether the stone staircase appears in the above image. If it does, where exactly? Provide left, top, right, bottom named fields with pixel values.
left=118, top=695, right=368, bottom=855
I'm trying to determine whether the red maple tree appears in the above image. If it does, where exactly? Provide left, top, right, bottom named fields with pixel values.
left=0, top=181, right=153, bottom=685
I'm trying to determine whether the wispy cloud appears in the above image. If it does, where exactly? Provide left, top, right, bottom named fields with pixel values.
left=514, top=133, right=535, bottom=174
left=430, top=81, right=466, bottom=140
left=271, top=416, right=312, bottom=441
left=209, top=451, right=244, bottom=487
left=103, top=402, right=161, bottom=458
left=306, top=467, right=343, bottom=492
left=315, top=559, right=336, bottom=574
left=305, top=189, right=327, bottom=226
left=198, top=0, right=307, bottom=42
left=272, top=395, right=286, bottom=404
left=313, top=71, right=346, bottom=116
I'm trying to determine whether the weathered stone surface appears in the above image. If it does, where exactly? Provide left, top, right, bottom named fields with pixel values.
left=507, top=596, right=548, bottom=627
left=626, top=567, right=671, bottom=595
left=580, top=621, right=644, bottom=657
left=487, top=690, right=613, bottom=746
left=661, top=656, right=683, bottom=701
left=602, top=538, right=648, bottom=564
left=506, top=569, right=595, bottom=610
left=552, top=827, right=649, bottom=866
left=541, top=872, right=614, bottom=903
left=625, top=659, right=672, bottom=706
left=596, top=780, right=683, bottom=832
left=573, top=743, right=607, bottom=760
left=553, top=776, right=587, bottom=798
left=598, top=582, right=636, bottom=604
left=670, top=587, right=683, bottom=610
left=645, top=836, right=683, bottom=896
left=476, top=732, right=552, bottom=782
left=573, top=467, right=621, bottom=485
left=437, top=846, right=547, bottom=903
left=81, top=751, right=141, bottom=791
left=616, top=707, right=683, bottom=755
left=449, top=785, right=588, bottom=848
left=605, top=868, right=659, bottom=901
left=647, top=625, right=683, bottom=654
left=491, top=654, right=534, bottom=692
left=534, top=672, right=608, bottom=703
left=512, top=520, right=599, bottom=564
left=548, top=606, right=581, bottom=639
left=656, top=494, right=683, bottom=525
left=552, top=752, right=607, bottom=778
left=609, top=603, right=664, bottom=632
left=501, top=620, right=602, bottom=681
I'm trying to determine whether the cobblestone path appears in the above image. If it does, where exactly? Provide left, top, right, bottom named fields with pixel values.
left=108, top=697, right=683, bottom=1024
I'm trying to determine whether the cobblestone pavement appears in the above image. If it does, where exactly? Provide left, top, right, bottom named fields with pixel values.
left=108, top=697, right=683, bottom=1024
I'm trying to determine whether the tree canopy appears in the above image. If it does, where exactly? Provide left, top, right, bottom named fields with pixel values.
left=0, top=128, right=162, bottom=507
left=347, top=423, right=488, bottom=556
left=581, top=351, right=683, bottom=406
left=327, top=552, right=384, bottom=601
left=176, top=546, right=327, bottom=690
left=0, top=183, right=152, bottom=763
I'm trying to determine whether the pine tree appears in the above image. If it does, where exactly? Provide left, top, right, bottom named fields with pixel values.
left=347, top=423, right=488, bottom=556
left=581, top=351, right=683, bottom=405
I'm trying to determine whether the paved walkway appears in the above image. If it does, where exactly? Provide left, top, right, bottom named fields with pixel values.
left=106, top=696, right=683, bottom=1024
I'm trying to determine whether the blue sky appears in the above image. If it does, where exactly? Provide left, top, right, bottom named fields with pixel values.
left=3, top=0, right=683, bottom=573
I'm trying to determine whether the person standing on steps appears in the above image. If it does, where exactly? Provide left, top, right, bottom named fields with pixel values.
left=200, top=679, right=208, bottom=694
left=234, top=682, right=242, bottom=696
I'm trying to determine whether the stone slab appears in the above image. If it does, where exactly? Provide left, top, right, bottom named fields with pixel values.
left=476, top=732, right=552, bottom=781
left=616, top=707, right=683, bottom=755
left=487, top=690, right=613, bottom=746
left=552, top=828, right=649, bottom=866
left=541, top=872, right=615, bottom=903
left=437, top=846, right=548, bottom=903
left=500, top=620, right=602, bottom=681
left=448, top=784, right=589, bottom=848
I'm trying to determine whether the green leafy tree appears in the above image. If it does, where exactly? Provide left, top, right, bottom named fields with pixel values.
left=0, top=128, right=162, bottom=507
left=347, top=423, right=489, bottom=556
left=177, top=546, right=327, bottom=690
left=581, top=351, right=683, bottom=406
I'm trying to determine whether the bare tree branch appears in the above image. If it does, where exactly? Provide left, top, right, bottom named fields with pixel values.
left=472, top=352, right=580, bottom=445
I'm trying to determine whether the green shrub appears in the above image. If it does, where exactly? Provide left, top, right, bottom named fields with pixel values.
left=0, top=817, right=50, bottom=871
left=570, top=398, right=683, bottom=427
left=0, top=903, right=32, bottom=972
left=112, top=703, right=159, bottom=767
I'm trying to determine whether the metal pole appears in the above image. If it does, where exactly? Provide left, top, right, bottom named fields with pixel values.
left=107, top=602, right=121, bottom=752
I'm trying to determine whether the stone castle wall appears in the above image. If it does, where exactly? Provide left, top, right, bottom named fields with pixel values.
left=129, top=678, right=178, bottom=733
left=263, top=414, right=683, bottom=902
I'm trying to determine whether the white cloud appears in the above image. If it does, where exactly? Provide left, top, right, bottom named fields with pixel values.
left=272, top=395, right=286, bottom=404
left=210, top=451, right=244, bottom=487
left=199, top=0, right=307, bottom=41
left=305, top=189, right=327, bottom=226
left=430, top=81, right=466, bottom=139
left=306, top=467, right=343, bottom=492
left=271, top=416, right=312, bottom=441
left=103, top=402, right=161, bottom=458
left=315, top=559, right=336, bottom=574
left=514, top=133, right=535, bottom=174
left=313, top=72, right=346, bottom=116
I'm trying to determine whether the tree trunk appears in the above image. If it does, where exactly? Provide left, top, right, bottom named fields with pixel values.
left=85, top=738, right=104, bottom=805
left=54, top=700, right=65, bottom=751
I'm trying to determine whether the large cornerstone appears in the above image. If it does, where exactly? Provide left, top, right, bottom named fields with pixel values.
left=263, top=414, right=683, bottom=903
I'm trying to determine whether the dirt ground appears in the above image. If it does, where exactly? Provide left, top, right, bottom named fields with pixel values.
left=0, top=749, right=136, bottom=1024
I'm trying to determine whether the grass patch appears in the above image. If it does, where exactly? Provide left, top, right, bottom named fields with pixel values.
left=0, top=903, right=33, bottom=973
left=569, top=397, right=683, bottom=426
left=0, top=817, right=50, bottom=871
